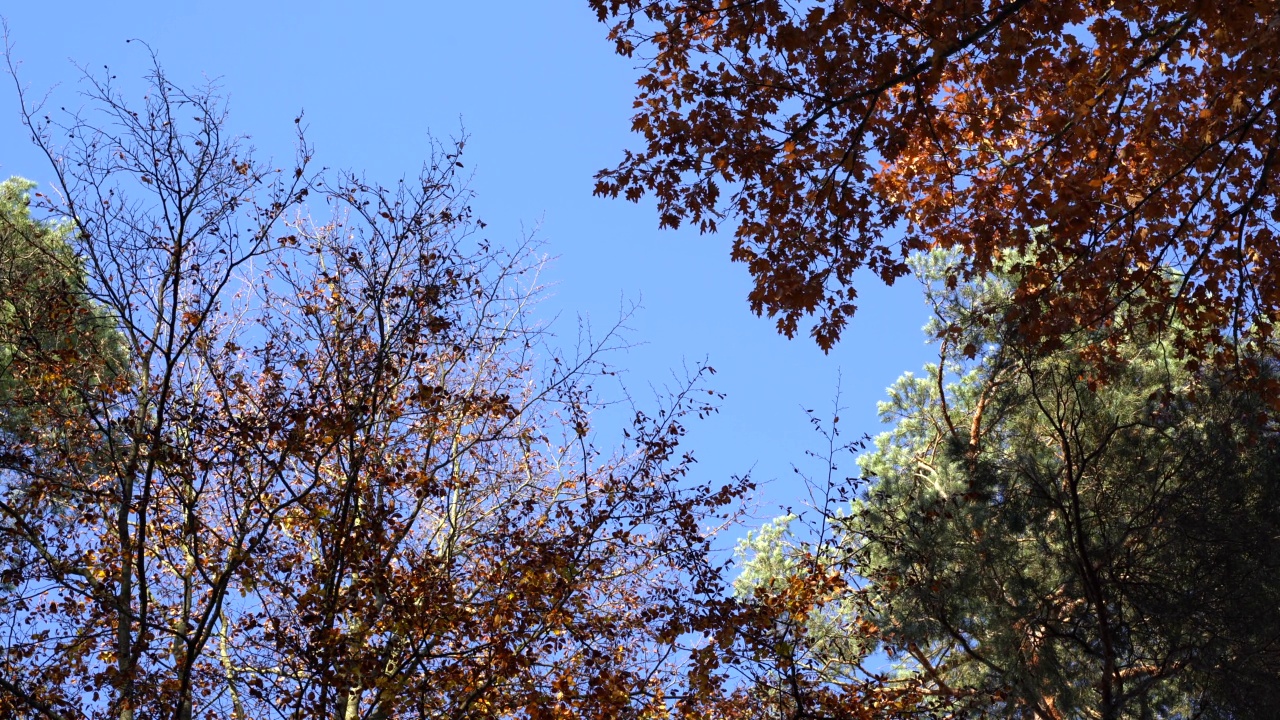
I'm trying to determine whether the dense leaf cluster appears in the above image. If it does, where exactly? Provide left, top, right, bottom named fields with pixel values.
left=592, top=0, right=1280, bottom=360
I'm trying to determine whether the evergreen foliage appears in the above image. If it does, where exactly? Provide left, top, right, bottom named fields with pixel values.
left=742, top=254, right=1280, bottom=719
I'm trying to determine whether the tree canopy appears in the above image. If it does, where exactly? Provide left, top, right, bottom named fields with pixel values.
left=738, top=254, right=1280, bottom=718
left=0, top=61, right=749, bottom=720
left=6, top=11, right=1280, bottom=720
left=590, top=0, right=1280, bottom=360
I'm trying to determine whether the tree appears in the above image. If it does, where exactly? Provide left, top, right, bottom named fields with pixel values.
left=719, top=514, right=968, bottom=720
left=590, top=0, right=1280, bottom=361
left=701, top=403, right=974, bottom=720
left=740, top=253, right=1280, bottom=719
left=0, top=55, right=748, bottom=720
left=0, top=177, right=125, bottom=431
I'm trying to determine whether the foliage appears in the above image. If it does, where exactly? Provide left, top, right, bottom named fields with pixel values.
left=0, top=57, right=749, bottom=720
left=0, top=177, right=125, bottom=432
left=741, top=254, right=1280, bottom=719
left=590, top=0, right=1280, bottom=359
left=722, top=524, right=962, bottom=720
left=713, top=419, right=969, bottom=720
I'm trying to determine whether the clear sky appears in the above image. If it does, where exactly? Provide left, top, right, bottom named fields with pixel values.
left=1, top=2, right=933, bottom=535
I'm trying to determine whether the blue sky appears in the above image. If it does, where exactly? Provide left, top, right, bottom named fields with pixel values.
left=1, top=2, right=933, bottom=533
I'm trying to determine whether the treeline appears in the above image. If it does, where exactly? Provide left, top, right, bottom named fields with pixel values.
left=4, top=1, right=1280, bottom=718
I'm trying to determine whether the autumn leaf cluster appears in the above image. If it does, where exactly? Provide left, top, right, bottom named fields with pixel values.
left=591, top=0, right=1280, bottom=361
